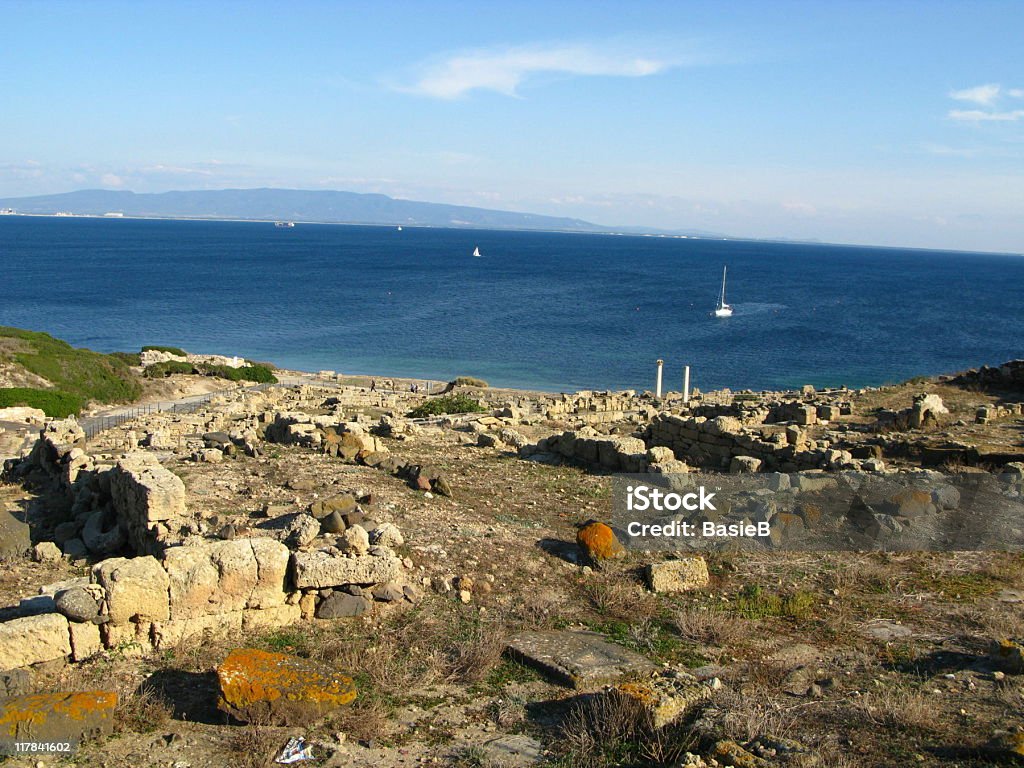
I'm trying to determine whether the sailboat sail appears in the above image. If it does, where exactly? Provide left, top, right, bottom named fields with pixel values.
left=714, top=266, right=733, bottom=317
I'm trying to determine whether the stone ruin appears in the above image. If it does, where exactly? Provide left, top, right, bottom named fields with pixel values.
left=0, top=412, right=418, bottom=676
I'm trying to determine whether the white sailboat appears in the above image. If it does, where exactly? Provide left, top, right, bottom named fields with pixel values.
left=472, top=246, right=481, bottom=258
left=714, top=266, right=733, bottom=317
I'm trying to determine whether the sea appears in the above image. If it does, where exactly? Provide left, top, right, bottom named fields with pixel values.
left=1, top=215, right=1021, bottom=394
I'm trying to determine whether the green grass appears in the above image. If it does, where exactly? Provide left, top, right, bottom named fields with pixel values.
left=409, top=393, right=487, bottom=418
left=732, top=584, right=815, bottom=620
left=0, top=326, right=142, bottom=413
left=0, top=387, right=84, bottom=418
left=198, top=363, right=277, bottom=383
left=143, top=361, right=195, bottom=378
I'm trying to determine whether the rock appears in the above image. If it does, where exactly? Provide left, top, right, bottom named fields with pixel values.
left=31, top=542, right=62, bottom=563
left=163, top=538, right=289, bottom=620
left=0, top=614, right=72, bottom=670
left=68, top=621, right=103, bottom=662
left=370, top=583, right=404, bottom=603
left=109, top=455, right=188, bottom=555
left=0, top=509, right=30, bottom=560
left=309, top=493, right=357, bottom=520
left=432, top=475, right=454, bottom=498
left=990, top=639, right=1024, bottom=674
left=62, top=538, right=87, bottom=559
left=287, top=478, right=316, bottom=492
left=291, top=550, right=403, bottom=589
left=298, top=592, right=316, bottom=620
left=92, top=556, right=170, bottom=625
left=196, top=448, right=223, bottom=463
left=370, top=523, right=403, bottom=548
left=911, top=393, right=948, bottom=428
left=286, top=514, right=321, bottom=548
left=478, top=734, right=543, bottom=767
left=576, top=521, right=625, bottom=565
left=616, top=672, right=713, bottom=727
left=53, top=586, right=103, bottom=623
left=0, top=691, right=117, bottom=742
left=859, top=619, right=913, bottom=642
left=645, top=557, right=710, bottom=593
left=81, top=509, right=127, bottom=556
left=340, top=525, right=370, bottom=555
left=729, top=455, right=762, bottom=474
left=647, top=446, right=676, bottom=464
left=316, top=592, right=371, bottom=618
left=506, top=630, right=657, bottom=690
left=216, top=648, right=356, bottom=725
left=712, top=739, right=769, bottom=767
left=319, top=511, right=346, bottom=534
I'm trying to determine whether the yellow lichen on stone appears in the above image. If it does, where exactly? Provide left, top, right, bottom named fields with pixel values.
left=576, top=522, right=625, bottom=563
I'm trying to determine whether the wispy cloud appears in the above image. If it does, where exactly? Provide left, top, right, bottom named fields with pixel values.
left=400, top=40, right=682, bottom=99
left=947, top=83, right=1024, bottom=121
left=949, top=83, right=1001, bottom=106
left=948, top=108, right=1024, bottom=122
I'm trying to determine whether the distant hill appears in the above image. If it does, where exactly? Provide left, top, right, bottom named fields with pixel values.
left=0, top=188, right=612, bottom=232
left=0, top=187, right=727, bottom=237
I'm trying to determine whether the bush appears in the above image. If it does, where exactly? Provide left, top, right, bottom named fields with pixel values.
left=454, top=376, right=489, bottom=388
left=110, top=351, right=142, bottom=366
left=408, top=394, right=487, bottom=418
left=0, top=388, right=84, bottom=418
left=0, top=326, right=141, bottom=405
left=198, top=363, right=278, bottom=384
left=141, top=345, right=187, bottom=356
left=143, top=361, right=196, bottom=378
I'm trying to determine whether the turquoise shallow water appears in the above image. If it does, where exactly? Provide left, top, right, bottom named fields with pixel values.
left=1, top=216, right=1021, bottom=393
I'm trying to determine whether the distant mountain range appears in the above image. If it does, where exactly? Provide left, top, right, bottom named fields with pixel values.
left=0, top=187, right=726, bottom=237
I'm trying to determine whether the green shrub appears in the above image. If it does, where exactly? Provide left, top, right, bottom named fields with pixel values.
left=198, top=363, right=277, bottom=384
left=0, top=388, right=84, bottom=418
left=0, top=326, right=141, bottom=405
left=110, top=351, right=142, bottom=366
left=408, top=394, right=487, bottom=418
left=141, top=345, right=187, bottom=356
left=143, top=361, right=196, bottom=378
left=454, top=376, right=489, bottom=388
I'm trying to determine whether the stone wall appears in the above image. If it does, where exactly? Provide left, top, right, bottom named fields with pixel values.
left=0, top=530, right=415, bottom=672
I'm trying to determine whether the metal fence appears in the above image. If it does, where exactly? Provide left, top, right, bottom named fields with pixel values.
left=80, top=382, right=277, bottom=440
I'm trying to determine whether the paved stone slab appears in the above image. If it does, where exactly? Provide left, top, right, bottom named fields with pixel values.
left=216, top=648, right=356, bottom=725
left=506, top=630, right=656, bottom=689
left=0, top=691, right=117, bottom=743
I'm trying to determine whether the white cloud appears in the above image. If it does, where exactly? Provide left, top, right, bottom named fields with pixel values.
left=100, top=173, right=124, bottom=187
left=1010, top=88, right=1024, bottom=99
left=948, top=109, right=1024, bottom=122
left=949, top=83, right=1001, bottom=106
left=402, top=41, right=677, bottom=99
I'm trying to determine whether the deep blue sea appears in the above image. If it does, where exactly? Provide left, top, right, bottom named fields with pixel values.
left=1, top=216, right=1021, bottom=393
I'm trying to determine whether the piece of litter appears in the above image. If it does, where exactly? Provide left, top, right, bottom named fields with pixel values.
left=275, top=736, right=315, bottom=764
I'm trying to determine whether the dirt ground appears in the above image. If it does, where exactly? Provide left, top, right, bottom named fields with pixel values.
left=1, top=374, right=1023, bottom=768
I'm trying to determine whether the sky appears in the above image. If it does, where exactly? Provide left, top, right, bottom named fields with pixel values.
left=2, top=0, right=1023, bottom=252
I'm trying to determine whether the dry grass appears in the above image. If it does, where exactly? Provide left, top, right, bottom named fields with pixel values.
left=557, top=690, right=697, bottom=768
left=672, top=603, right=745, bottom=647
left=226, top=714, right=285, bottom=768
left=718, top=688, right=799, bottom=743
left=850, top=688, right=937, bottom=732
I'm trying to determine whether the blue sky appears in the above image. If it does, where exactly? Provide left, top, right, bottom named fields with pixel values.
left=2, top=0, right=1022, bottom=251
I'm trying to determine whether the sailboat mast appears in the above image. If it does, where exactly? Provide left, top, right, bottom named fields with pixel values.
left=721, top=266, right=727, bottom=305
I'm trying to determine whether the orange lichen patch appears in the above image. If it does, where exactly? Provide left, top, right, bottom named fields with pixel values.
left=216, top=648, right=356, bottom=724
left=576, top=522, right=624, bottom=563
left=0, top=692, right=117, bottom=741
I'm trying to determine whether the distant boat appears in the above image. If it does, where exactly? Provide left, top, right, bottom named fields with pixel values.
left=274, top=221, right=295, bottom=228
left=472, top=246, right=481, bottom=258
left=396, top=225, right=403, bottom=231
left=714, top=266, right=733, bottom=317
